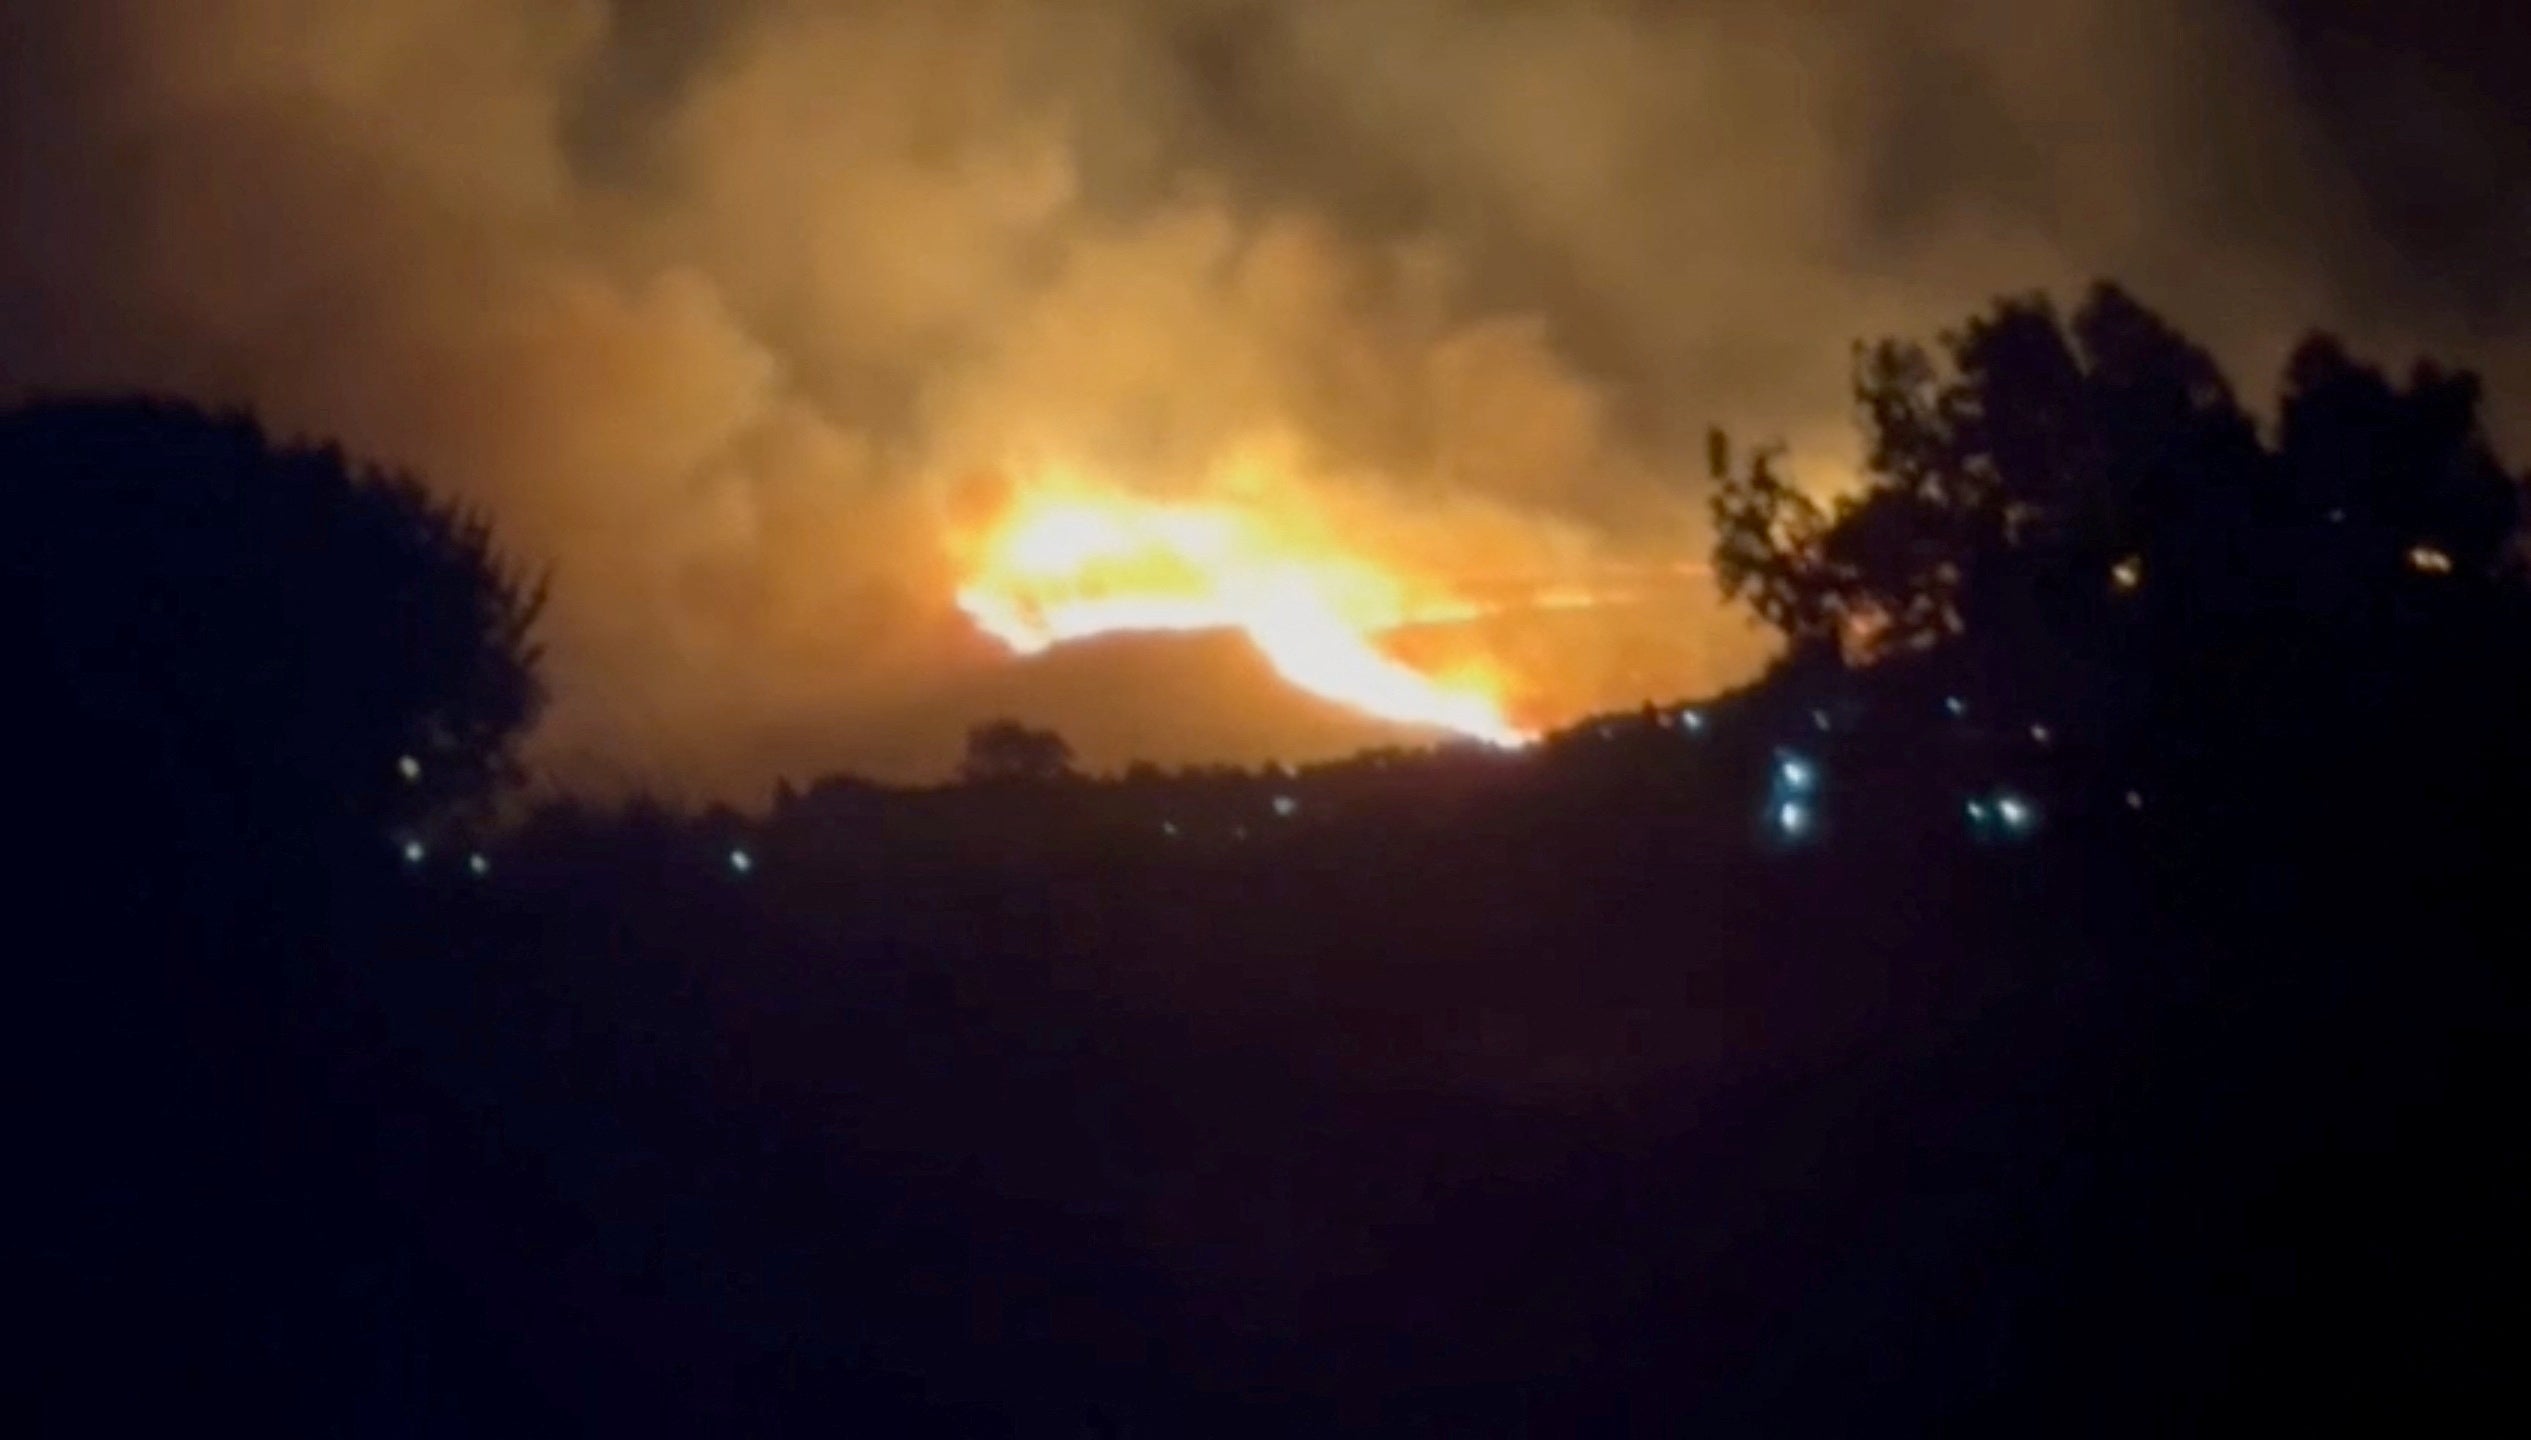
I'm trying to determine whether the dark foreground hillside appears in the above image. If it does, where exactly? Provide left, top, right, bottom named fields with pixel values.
left=27, top=701, right=2521, bottom=1435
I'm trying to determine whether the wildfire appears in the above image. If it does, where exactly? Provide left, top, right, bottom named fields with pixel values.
left=953, top=468, right=1549, bottom=746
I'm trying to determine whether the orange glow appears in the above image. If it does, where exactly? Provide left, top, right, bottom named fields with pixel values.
left=953, top=465, right=1557, bottom=745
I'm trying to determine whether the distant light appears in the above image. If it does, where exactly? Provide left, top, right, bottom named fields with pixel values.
left=1599, top=723, right=1619, bottom=741
left=2125, top=790, right=2145, bottom=812
left=467, top=852, right=490, bottom=877
left=2408, top=544, right=2454, bottom=575
left=728, top=848, right=754, bottom=875
left=1678, top=709, right=1706, bottom=734
left=1231, top=825, right=1248, bottom=841
left=1271, top=795, right=1299, bottom=819
left=397, top=755, right=421, bottom=783
left=1776, top=754, right=1818, bottom=793
left=2110, top=556, right=2144, bottom=593
left=1161, top=820, right=1179, bottom=838
left=1811, top=708, right=1832, bottom=732
left=1967, top=790, right=2040, bottom=841
left=2030, top=723, right=2053, bottom=746
left=2327, top=507, right=2348, bottom=525
left=1776, top=800, right=1812, bottom=838
left=1945, top=696, right=1968, bottom=719
left=400, top=839, right=426, bottom=866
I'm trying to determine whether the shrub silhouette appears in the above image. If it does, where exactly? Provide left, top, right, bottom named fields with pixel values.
left=959, top=717, right=1077, bottom=784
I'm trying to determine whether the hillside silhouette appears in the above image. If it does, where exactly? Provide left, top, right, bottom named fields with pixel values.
left=14, top=289, right=2529, bottom=1434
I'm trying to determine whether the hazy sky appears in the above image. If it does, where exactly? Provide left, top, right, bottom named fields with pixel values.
left=3, top=0, right=2523, bottom=795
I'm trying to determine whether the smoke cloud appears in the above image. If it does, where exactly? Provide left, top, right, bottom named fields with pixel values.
left=2, top=0, right=2521, bottom=793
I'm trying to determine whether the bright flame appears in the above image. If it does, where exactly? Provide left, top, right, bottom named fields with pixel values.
left=954, top=470, right=1552, bottom=745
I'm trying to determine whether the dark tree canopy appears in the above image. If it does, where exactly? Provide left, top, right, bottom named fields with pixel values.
left=1706, top=430, right=1843, bottom=651
left=2276, top=336, right=2527, bottom=580
left=959, top=718, right=1076, bottom=785
left=1711, top=283, right=2531, bottom=692
left=1, top=396, right=545, bottom=855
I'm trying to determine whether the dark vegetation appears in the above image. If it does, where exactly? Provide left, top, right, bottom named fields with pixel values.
left=16, top=286, right=2529, bottom=1434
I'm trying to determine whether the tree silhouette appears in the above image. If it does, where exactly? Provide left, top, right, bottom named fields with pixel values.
left=1, top=396, right=546, bottom=860
left=1709, top=283, right=2530, bottom=712
left=1707, top=430, right=1844, bottom=655
left=959, top=719, right=1076, bottom=784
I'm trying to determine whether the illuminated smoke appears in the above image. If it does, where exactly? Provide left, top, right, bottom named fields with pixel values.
left=0, top=0, right=2519, bottom=791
